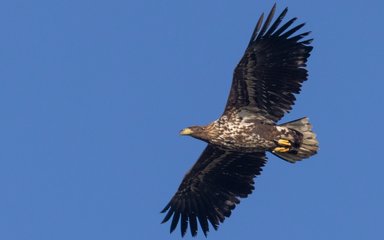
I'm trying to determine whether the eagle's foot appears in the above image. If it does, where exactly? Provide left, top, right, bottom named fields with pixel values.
left=277, top=139, right=291, bottom=147
left=273, top=147, right=290, bottom=153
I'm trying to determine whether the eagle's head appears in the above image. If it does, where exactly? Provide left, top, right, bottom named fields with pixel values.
left=180, top=126, right=210, bottom=141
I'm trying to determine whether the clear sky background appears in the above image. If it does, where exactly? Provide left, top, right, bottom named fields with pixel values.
left=0, top=0, right=383, bottom=239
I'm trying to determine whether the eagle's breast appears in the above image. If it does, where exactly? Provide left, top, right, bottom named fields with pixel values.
left=207, top=109, right=277, bottom=151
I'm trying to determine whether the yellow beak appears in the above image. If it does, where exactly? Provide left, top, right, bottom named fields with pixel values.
left=180, top=128, right=193, bottom=135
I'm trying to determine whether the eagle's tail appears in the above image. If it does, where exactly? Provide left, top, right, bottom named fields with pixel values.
left=273, top=117, right=319, bottom=163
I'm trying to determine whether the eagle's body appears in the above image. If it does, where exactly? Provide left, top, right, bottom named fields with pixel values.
left=192, top=109, right=287, bottom=152
left=161, top=5, right=319, bottom=237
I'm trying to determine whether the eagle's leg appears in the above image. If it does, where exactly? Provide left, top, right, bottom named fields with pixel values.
left=272, top=139, right=292, bottom=153
left=277, top=139, right=291, bottom=147
left=273, top=147, right=290, bottom=153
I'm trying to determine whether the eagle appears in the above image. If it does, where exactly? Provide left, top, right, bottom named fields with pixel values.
left=161, top=4, right=318, bottom=237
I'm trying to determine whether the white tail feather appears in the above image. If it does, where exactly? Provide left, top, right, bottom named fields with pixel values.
left=274, top=117, right=319, bottom=163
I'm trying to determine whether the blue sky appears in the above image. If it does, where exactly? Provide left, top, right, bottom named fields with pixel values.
left=0, top=0, right=383, bottom=239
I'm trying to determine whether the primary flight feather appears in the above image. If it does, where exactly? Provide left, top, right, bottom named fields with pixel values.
left=161, top=4, right=318, bottom=237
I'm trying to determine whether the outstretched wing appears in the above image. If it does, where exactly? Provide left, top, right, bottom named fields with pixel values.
left=161, top=145, right=267, bottom=237
left=225, top=4, right=313, bottom=122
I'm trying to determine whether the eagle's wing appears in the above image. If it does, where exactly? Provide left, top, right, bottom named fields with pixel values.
left=224, top=5, right=313, bottom=122
left=161, top=145, right=267, bottom=237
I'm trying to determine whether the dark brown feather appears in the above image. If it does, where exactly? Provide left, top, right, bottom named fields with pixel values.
left=161, top=145, right=267, bottom=237
left=225, top=6, right=313, bottom=122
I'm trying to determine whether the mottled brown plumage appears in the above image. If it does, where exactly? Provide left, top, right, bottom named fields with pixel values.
left=161, top=4, right=319, bottom=237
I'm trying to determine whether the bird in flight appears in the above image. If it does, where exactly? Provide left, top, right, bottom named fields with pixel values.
left=161, top=4, right=318, bottom=237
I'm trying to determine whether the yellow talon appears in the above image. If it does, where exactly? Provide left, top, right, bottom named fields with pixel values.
left=278, top=139, right=291, bottom=147
left=273, top=147, right=290, bottom=153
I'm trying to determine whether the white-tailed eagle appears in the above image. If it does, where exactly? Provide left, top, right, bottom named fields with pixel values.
left=161, top=4, right=318, bottom=237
